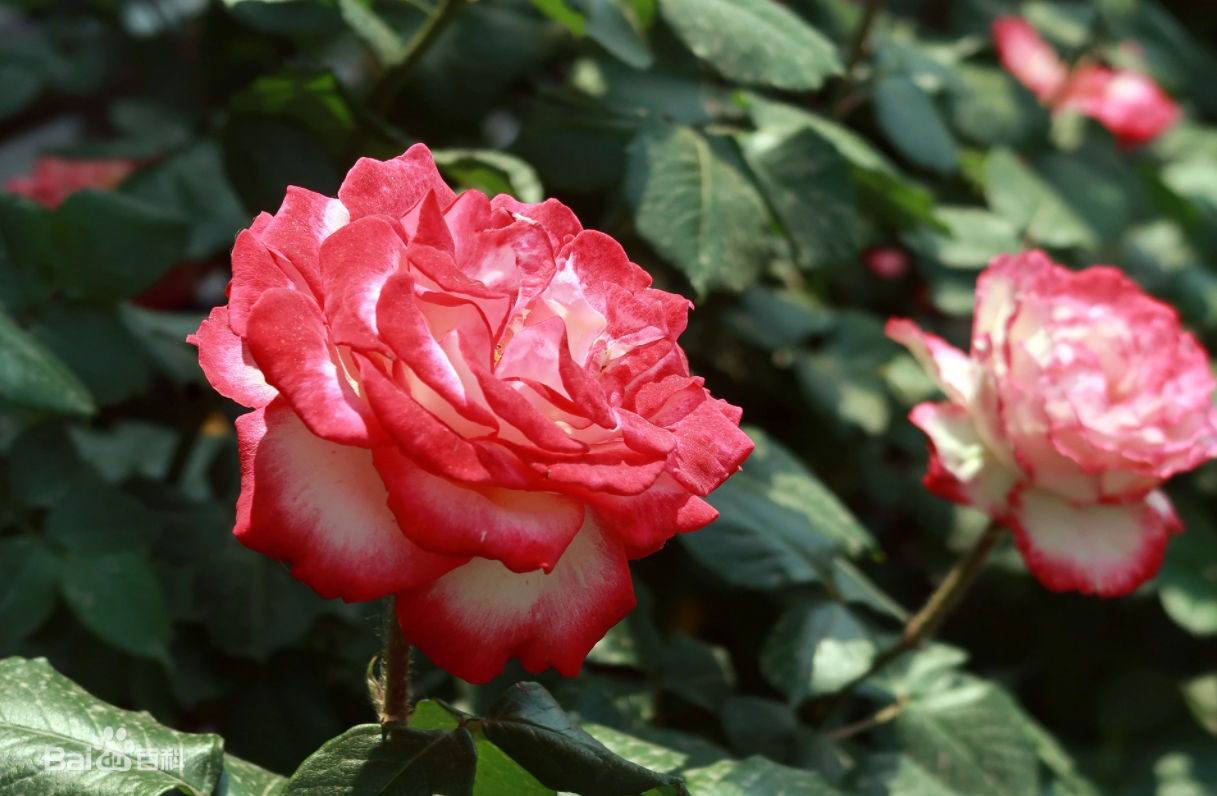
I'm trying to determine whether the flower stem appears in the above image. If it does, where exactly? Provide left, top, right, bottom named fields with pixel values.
left=379, top=596, right=413, bottom=727
left=370, top=0, right=466, bottom=115
left=869, top=521, right=1005, bottom=674
left=832, top=0, right=885, bottom=117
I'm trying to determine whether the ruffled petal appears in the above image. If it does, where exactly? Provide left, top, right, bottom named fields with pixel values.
left=991, top=16, right=1068, bottom=102
left=908, top=402, right=1020, bottom=517
left=338, top=144, right=456, bottom=221
left=254, top=186, right=350, bottom=296
left=188, top=307, right=277, bottom=408
left=234, top=403, right=465, bottom=602
left=244, top=288, right=385, bottom=447
left=374, top=448, right=585, bottom=573
left=1008, top=487, right=1181, bottom=597
left=359, top=358, right=532, bottom=488
left=886, top=318, right=978, bottom=406
left=394, top=516, right=635, bottom=683
left=589, top=473, right=718, bottom=558
left=319, top=215, right=408, bottom=354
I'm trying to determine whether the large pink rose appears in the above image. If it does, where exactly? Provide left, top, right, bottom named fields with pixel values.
left=888, top=251, right=1217, bottom=596
left=189, top=145, right=753, bottom=682
left=991, top=16, right=1179, bottom=146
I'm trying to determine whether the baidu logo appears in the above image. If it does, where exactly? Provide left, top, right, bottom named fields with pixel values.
left=42, top=726, right=183, bottom=773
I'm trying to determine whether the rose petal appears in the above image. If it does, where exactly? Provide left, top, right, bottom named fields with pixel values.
left=908, top=402, right=1019, bottom=517
left=254, top=186, right=349, bottom=297
left=359, top=358, right=532, bottom=488
left=589, top=473, right=718, bottom=558
left=320, top=215, right=408, bottom=355
left=245, top=288, right=385, bottom=447
left=886, top=318, right=977, bottom=406
left=234, top=402, right=465, bottom=602
left=1008, top=487, right=1181, bottom=597
left=375, top=447, right=585, bottom=573
left=992, top=16, right=1068, bottom=102
left=338, top=144, right=456, bottom=221
left=394, top=516, right=635, bottom=683
left=188, top=306, right=277, bottom=408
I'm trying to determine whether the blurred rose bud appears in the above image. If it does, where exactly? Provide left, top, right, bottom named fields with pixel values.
left=864, top=246, right=911, bottom=280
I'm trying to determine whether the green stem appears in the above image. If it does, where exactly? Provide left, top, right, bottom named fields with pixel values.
left=869, top=521, right=1004, bottom=675
left=370, top=0, right=466, bottom=115
left=379, top=596, right=413, bottom=726
left=832, top=0, right=885, bottom=117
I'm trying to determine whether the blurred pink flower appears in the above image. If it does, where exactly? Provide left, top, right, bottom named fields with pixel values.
left=991, top=17, right=1179, bottom=146
left=864, top=246, right=911, bottom=280
left=5, top=156, right=138, bottom=208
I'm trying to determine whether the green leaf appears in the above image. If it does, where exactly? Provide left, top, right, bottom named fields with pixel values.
left=30, top=303, right=153, bottom=406
left=217, top=754, right=289, bottom=796
left=61, top=552, right=171, bottom=661
left=906, top=206, right=1021, bottom=269
left=684, top=427, right=874, bottom=590
left=983, top=148, right=1095, bottom=249
left=683, top=756, right=843, bottom=795
left=1158, top=512, right=1217, bottom=636
left=582, top=723, right=688, bottom=776
left=829, top=558, right=909, bottom=620
left=738, top=125, right=864, bottom=270
left=432, top=148, right=545, bottom=204
left=854, top=753, right=960, bottom=796
left=658, top=0, right=841, bottom=91
left=6, top=421, right=88, bottom=509
left=724, top=286, right=834, bottom=350
left=411, top=701, right=555, bottom=796
left=0, top=305, right=94, bottom=416
left=872, top=75, right=958, bottom=175
left=579, top=0, right=653, bottom=69
left=285, top=724, right=477, bottom=796
left=532, top=0, right=586, bottom=34
left=760, top=600, right=876, bottom=703
left=197, top=537, right=329, bottom=661
left=0, top=538, right=61, bottom=644
left=336, top=0, right=408, bottom=67
left=0, top=50, right=45, bottom=121
left=948, top=65, right=1045, bottom=147
left=657, top=633, right=734, bottom=711
left=796, top=348, right=891, bottom=435
left=719, top=696, right=797, bottom=761
left=892, top=683, right=1039, bottom=796
left=67, top=421, right=178, bottom=484
left=482, top=682, right=685, bottom=796
left=52, top=191, right=190, bottom=302
left=1181, top=673, right=1217, bottom=736
left=743, top=96, right=939, bottom=229
left=0, top=656, right=223, bottom=795
left=625, top=123, right=770, bottom=293
left=0, top=193, right=57, bottom=312
left=45, top=480, right=163, bottom=556
left=738, top=426, right=876, bottom=556
left=121, top=306, right=209, bottom=386
left=119, top=141, right=248, bottom=259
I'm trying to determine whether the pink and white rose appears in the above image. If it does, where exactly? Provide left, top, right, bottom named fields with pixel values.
left=189, top=144, right=753, bottom=682
left=888, top=251, right=1217, bottom=596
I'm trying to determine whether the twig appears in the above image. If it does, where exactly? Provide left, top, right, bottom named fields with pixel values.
left=370, top=0, right=467, bottom=115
